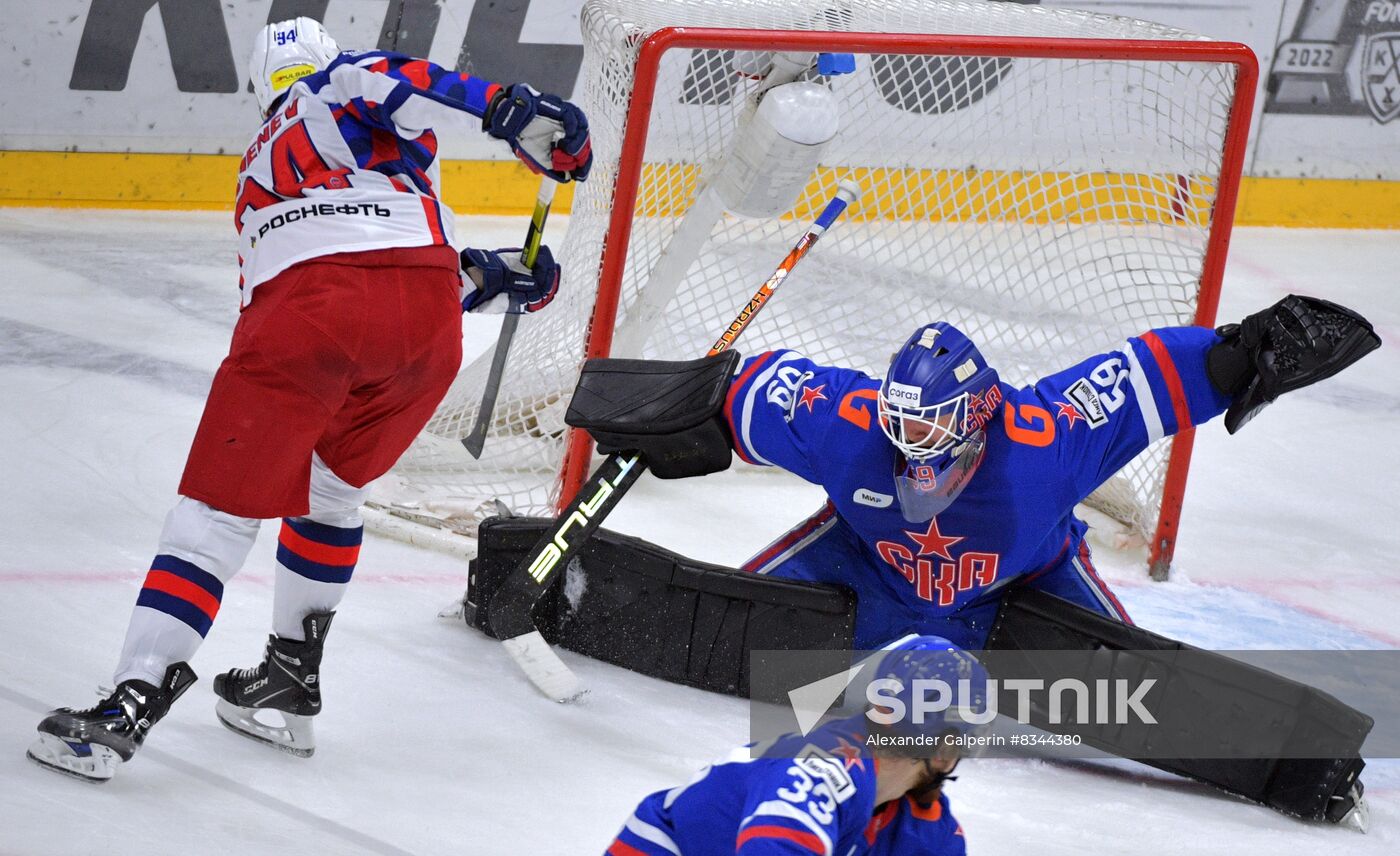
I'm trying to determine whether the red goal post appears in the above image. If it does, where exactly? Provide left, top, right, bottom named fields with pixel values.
left=557, top=30, right=1259, bottom=580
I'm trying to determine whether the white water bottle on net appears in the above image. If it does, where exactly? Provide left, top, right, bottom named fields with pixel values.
left=378, top=0, right=1256, bottom=579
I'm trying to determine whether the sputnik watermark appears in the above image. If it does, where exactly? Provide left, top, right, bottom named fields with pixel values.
left=864, top=676, right=1158, bottom=727
left=752, top=648, right=1393, bottom=760
left=865, top=731, right=1085, bottom=749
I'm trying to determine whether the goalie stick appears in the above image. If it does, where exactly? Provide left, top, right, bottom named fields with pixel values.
left=462, top=179, right=557, bottom=458
left=486, top=179, right=862, bottom=702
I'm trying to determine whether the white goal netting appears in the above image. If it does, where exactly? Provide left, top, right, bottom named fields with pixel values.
left=382, top=0, right=1250, bottom=569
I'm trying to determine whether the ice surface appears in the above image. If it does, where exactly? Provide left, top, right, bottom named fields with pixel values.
left=1, top=210, right=1397, bottom=854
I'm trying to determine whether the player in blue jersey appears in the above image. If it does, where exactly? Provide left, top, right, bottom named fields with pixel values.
left=608, top=636, right=984, bottom=856
left=721, top=297, right=1378, bottom=652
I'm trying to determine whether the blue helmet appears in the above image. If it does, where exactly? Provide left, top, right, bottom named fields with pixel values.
left=866, top=634, right=992, bottom=743
left=878, top=322, right=1001, bottom=522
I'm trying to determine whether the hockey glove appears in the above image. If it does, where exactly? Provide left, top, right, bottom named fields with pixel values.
left=565, top=352, right=741, bottom=479
left=460, top=246, right=560, bottom=314
left=483, top=83, right=593, bottom=183
left=1206, top=294, right=1380, bottom=433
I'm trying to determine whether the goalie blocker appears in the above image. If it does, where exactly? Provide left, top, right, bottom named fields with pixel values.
left=563, top=351, right=741, bottom=479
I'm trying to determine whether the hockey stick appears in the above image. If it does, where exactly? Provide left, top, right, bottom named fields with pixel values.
left=462, top=179, right=557, bottom=458
left=486, top=180, right=862, bottom=702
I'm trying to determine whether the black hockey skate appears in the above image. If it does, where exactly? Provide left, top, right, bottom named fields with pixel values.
left=213, top=611, right=333, bottom=757
left=27, top=661, right=197, bottom=783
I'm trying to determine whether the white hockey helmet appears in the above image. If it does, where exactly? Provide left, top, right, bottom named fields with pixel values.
left=249, top=17, right=340, bottom=116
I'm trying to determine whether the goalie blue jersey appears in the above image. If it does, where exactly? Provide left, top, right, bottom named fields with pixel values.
left=724, top=327, right=1232, bottom=649
left=607, top=718, right=965, bottom=856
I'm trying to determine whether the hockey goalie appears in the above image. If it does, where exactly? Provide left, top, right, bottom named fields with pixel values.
left=486, top=289, right=1381, bottom=827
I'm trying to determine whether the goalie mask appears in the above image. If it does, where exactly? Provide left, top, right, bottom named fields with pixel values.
left=879, top=322, right=1001, bottom=523
left=249, top=17, right=340, bottom=117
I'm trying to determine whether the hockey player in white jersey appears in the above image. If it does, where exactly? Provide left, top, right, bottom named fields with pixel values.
left=27, top=17, right=590, bottom=781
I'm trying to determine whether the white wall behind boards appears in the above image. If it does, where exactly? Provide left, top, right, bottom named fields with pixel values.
left=2, top=0, right=1397, bottom=179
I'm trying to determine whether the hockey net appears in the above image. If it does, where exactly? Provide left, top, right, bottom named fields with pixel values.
left=379, top=0, right=1256, bottom=577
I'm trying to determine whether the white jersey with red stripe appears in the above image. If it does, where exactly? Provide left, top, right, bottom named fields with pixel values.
left=234, top=50, right=502, bottom=304
left=722, top=327, right=1233, bottom=649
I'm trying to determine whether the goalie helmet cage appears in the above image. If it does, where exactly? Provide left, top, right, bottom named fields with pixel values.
left=385, top=0, right=1258, bottom=580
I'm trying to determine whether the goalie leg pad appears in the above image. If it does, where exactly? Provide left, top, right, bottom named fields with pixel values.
left=984, top=588, right=1372, bottom=822
left=466, top=516, right=855, bottom=698
left=564, top=352, right=742, bottom=479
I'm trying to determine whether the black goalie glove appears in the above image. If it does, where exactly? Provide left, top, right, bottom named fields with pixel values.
left=564, top=352, right=740, bottom=479
left=1207, top=294, right=1381, bottom=434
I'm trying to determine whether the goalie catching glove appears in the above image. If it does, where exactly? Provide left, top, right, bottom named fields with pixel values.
left=1207, top=294, right=1381, bottom=433
left=565, top=352, right=740, bottom=479
left=484, top=83, right=593, bottom=183
left=460, top=246, right=560, bottom=314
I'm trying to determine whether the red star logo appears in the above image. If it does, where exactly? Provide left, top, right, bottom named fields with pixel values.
left=1055, top=401, right=1084, bottom=428
left=904, top=516, right=965, bottom=561
left=798, top=383, right=828, bottom=413
left=832, top=736, right=866, bottom=771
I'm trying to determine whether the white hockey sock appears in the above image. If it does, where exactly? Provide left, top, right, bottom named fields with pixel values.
left=114, top=498, right=261, bottom=686
left=273, top=511, right=362, bottom=641
left=272, top=454, right=368, bottom=641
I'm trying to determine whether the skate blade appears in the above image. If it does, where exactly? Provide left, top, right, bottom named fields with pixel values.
left=215, top=699, right=315, bottom=758
left=26, top=733, right=119, bottom=783
left=1340, top=791, right=1370, bottom=834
